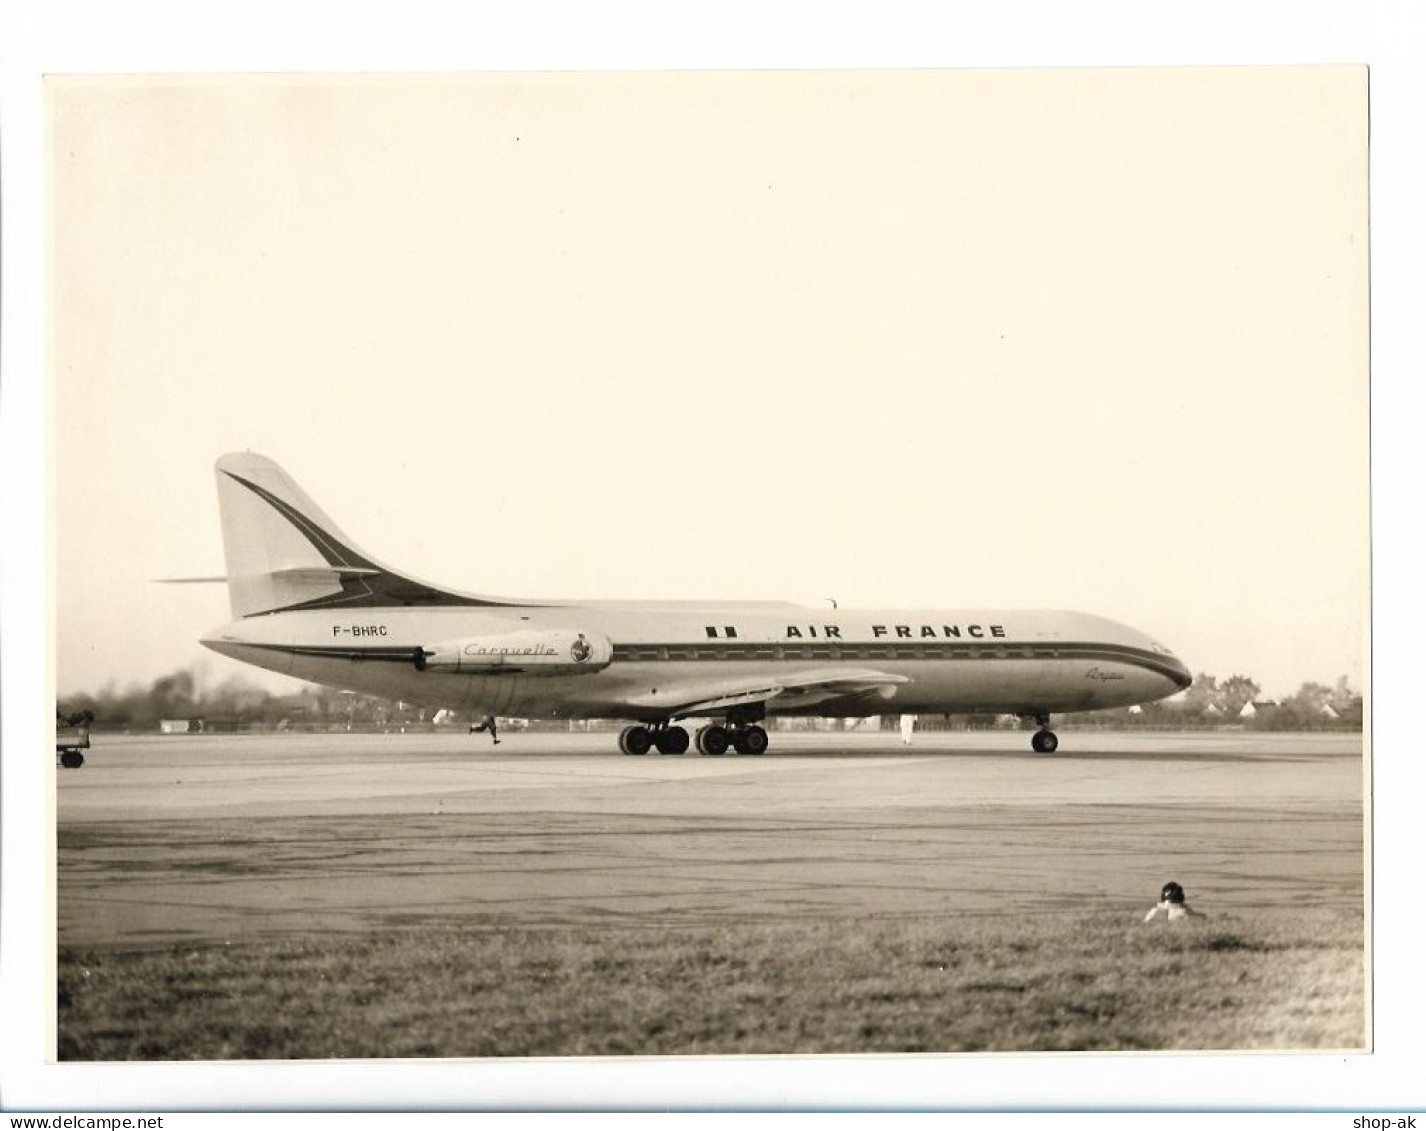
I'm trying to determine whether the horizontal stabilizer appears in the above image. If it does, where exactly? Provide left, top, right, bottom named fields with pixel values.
left=158, top=565, right=381, bottom=586
left=269, top=566, right=381, bottom=581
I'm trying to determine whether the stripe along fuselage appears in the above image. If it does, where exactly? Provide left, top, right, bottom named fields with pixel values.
left=203, top=605, right=1190, bottom=722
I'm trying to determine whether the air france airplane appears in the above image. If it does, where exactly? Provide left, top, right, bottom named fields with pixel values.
left=200, top=453, right=1191, bottom=756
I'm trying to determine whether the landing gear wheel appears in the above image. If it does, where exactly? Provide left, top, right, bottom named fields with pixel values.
left=696, top=725, right=730, bottom=756
left=60, top=750, right=84, bottom=769
left=619, top=725, right=652, bottom=756
left=1031, top=729, right=1058, bottom=755
left=655, top=726, right=689, bottom=755
left=734, top=725, right=769, bottom=755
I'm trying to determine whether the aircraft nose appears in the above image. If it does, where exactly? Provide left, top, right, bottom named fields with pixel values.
left=1167, top=655, right=1193, bottom=692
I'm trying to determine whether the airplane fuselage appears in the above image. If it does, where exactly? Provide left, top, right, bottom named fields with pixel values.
left=204, top=604, right=1190, bottom=722
left=197, top=452, right=1192, bottom=755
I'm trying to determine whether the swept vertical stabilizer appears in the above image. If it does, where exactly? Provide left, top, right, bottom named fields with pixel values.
left=213, top=452, right=511, bottom=618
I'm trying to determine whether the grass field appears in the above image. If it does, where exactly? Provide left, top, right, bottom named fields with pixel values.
left=57, top=909, right=1364, bottom=1059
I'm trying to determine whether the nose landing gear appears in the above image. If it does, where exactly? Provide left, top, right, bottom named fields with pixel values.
left=1028, top=713, right=1058, bottom=754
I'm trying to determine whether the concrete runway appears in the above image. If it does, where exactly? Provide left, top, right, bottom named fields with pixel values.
left=56, top=730, right=1364, bottom=948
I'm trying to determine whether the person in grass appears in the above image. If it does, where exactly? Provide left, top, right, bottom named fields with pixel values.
left=1144, top=880, right=1204, bottom=922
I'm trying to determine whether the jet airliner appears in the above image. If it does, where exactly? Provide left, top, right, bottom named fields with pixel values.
left=200, top=453, right=1191, bottom=755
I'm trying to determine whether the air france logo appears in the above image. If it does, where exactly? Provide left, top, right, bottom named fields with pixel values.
left=570, top=635, right=593, bottom=663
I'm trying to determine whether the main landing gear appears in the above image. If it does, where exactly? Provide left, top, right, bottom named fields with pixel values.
left=618, top=723, right=769, bottom=756
left=1029, top=713, right=1059, bottom=755
left=695, top=724, right=768, bottom=756
left=618, top=723, right=690, bottom=756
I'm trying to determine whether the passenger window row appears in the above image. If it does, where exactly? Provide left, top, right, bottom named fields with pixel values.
left=613, top=644, right=1059, bottom=662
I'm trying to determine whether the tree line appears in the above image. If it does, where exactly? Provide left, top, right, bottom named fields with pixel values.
left=58, top=666, right=1364, bottom=734
left=57, top=670, right=425, bottom=733
left=1066, top=672, right=1362, bottom=731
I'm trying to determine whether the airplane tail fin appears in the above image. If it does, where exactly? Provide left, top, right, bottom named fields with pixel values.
left=214, top=452, right=506, bottom=618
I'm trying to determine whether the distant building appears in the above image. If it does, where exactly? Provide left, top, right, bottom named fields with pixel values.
left=1240, top=700, right=1279, bottom=719
left=1319, top=703, right=1341, bottom=720
left=159, top=719, right=198, bottom=734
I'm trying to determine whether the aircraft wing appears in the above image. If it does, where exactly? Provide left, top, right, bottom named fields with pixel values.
left=625, top=667, right=909, bottom=717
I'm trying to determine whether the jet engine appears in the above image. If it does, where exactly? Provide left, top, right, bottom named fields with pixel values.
left=414, top=629, right=613, bottom=676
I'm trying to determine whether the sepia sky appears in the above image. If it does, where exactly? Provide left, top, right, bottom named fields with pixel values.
left=50, top=67, right=1368, bottom=699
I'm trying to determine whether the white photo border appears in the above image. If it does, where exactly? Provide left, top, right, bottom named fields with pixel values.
left=3, top=0, right=1419, bottom=1113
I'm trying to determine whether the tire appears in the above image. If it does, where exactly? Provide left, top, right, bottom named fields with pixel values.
left=735, top=727, right=770, bottom=753
left=696, top=725, right=730, bottom=756
left=655, top=726, right=689, bottom=755
left=60, top=749, right=84, bottom=769
left=619, top=725, right=652, bottom=755
left=1031, top=730, right=1058, bottom=755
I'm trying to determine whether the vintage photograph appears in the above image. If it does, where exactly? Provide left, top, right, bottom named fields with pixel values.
left=49, top=67, right=1367, bottom=1062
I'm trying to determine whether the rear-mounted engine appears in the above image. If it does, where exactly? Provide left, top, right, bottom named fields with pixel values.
left=414, top=629, right=613, bottom=675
